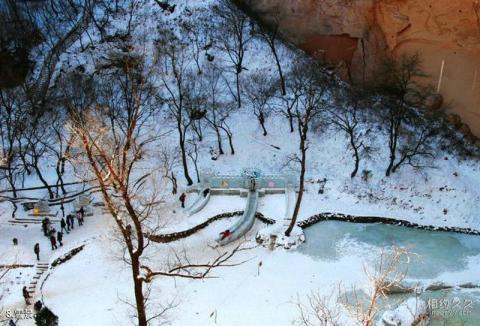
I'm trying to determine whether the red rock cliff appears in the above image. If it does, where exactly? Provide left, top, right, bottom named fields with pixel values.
left=239, top=0, right=480, bottom=138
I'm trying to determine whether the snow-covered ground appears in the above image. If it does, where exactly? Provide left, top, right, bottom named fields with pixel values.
left=1, top=0, right=480, bottom=325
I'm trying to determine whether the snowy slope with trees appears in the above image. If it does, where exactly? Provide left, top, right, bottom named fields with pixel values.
left=1, top=0, right=480, bottom=325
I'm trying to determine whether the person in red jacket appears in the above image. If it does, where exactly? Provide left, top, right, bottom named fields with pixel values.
left=219, top=229, right=232, bottom=241
left=179, top=193, right=186, bottom=208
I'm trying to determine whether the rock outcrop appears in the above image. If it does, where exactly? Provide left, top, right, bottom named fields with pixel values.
left=238, top=0, right=480, bottom=137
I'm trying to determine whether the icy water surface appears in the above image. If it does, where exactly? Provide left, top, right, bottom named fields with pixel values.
left=300, top=221, right=480, bottom=324
left=299, top=221, right=480, bottom=279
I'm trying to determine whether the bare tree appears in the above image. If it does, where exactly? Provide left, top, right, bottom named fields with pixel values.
left=187, top=138, right=201, bottom=183
left=51, top=113, right=75, bottom=197
left=295, top=289, right=341, bottom=326
left=0, top=88, right=29, bottom=199
left=180, top=11, right=210, bottom=75
left=212, top=0, right=252, bottom=108
left=244, top=72, right=275, bottom=136
left=69, top=61, right=244, bottom=326
left=158, top=32, right=196, bottom=185
left=255, top=14, right=286, bottom=95
left=297, top=247, right=411, bottom=326
left=202, top=63, right=236, bottom=155
left=158, top=146, right=178, bottom=195
left=372, top=53, right=436, bottom=176
left=25, top=126, right=55, bottom=199
left=219, top=113, right=235, bottom=155
left=341, top=248, right=410, bottom=326
left=283, top=60, right=331, bottom=236
left=329, top=86, right=367, bottom=178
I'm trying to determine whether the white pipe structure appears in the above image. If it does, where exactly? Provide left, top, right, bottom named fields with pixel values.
left=473, top=67, right=478, bottom=92
left=436, top=59, right=445, bottom=93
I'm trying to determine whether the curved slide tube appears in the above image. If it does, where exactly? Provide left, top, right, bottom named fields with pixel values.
left=217, top=191, right=259, bottom=246
left=185, top=189, right=211, bottom=216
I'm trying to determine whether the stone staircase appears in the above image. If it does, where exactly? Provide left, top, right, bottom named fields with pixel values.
left=7, top=217, right=61, bottom=225
left=27, top=262, right=50, bottom=303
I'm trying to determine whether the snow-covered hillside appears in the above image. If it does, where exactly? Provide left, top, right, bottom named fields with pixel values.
left=1, top=0, right=480, bottom=325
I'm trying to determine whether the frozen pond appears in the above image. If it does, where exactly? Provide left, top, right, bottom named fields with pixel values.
left=299, top=221, right=480, bottom=324
left=299, top=221, right=480, bottom=279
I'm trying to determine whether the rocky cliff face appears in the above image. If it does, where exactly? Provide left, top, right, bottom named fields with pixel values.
left=239, top=0, right=480, bottom=138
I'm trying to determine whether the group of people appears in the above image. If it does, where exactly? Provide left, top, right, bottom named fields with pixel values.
left=35, top=207, right=87, bottom=260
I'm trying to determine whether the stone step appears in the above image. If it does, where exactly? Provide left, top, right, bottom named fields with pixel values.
left=8, top=220, right=41, bottom=224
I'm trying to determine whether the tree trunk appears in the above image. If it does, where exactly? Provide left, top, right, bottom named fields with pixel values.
left=260, top=119, right=268, bottom=136
left=215, top=127, right=224, bottom=155
left=227, top=132, right=235, bottom=155
left=56, top=159, right=67, bottom=196
left=6, top=166, right=17, bottom=198
left=11, top=201, right=17, bottom=219
left=235, top=71, right=241, bottom=108
left=287, top=108, right=294, bottom=133
left=271, top=46, right=286, bottom=96
left=131, top=258, right=147, bottom=326
left=386, top=153, right=395, bottom=176
left=192, top=120, right=203, bottom=141
left=385, top=119, right=398, bottom=177
left=32, top=159, right=54, bottom=199
left=285, top=137, right=306, bottom=236
left=349, top=132, right=360, bottom=178
left=222, top=127, right=235, bottom=155
left=171, top=172, right=177, bottom=194
left=258, top=112, right=267, bottom=136
left=178, top=129, right=193, bottom=185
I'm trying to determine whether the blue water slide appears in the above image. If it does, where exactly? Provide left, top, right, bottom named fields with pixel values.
left=217, top=190, right=259, bottom=246
left=185, top=189, right=211, bottom=216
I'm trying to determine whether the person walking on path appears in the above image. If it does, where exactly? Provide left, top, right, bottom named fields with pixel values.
left=76, top=212, right=83, bottom=226
left=50, top=234, right=57, bottom=250
left=78, top=206, right=85, bottom=222
left=22, top=286, right=30, bottom=305
left=41, top=218, right=48, bottom=236
left=60, top=218, right=69, bottom=234
left=67, top=214, right=74, bottom=230
left=57, top=231, right=63, bottom=246
left=179, top=193, right=186, bottom=208
left=34, top=243, right=40, bottom=261
left=66, top=215, right=71, bottom=231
